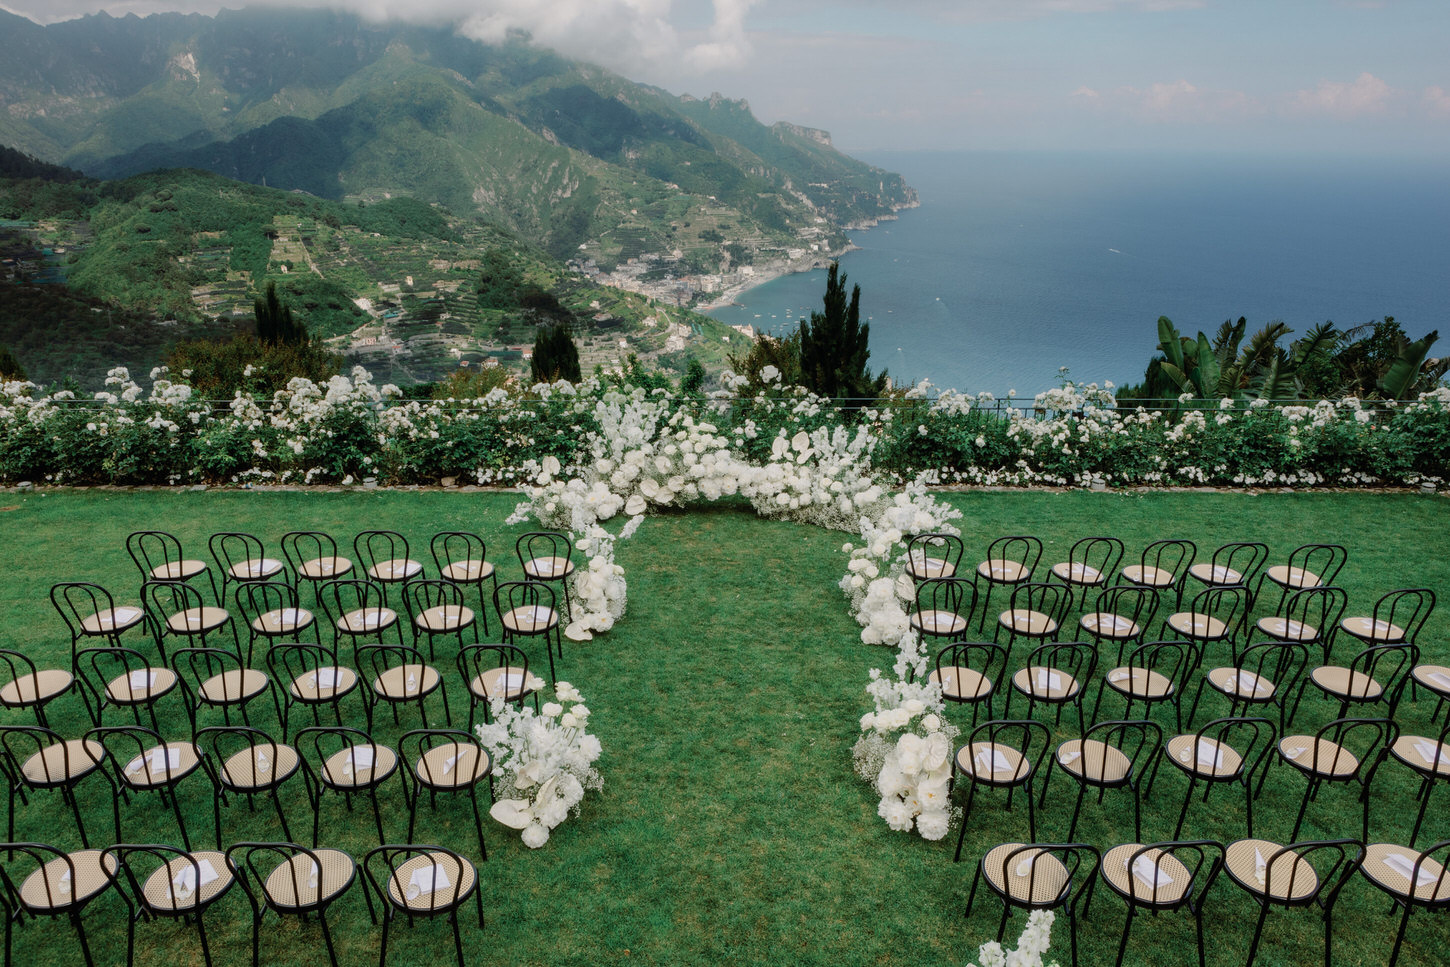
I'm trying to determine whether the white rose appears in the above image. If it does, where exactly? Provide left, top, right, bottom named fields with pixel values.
left=522, top=821, right=550, bottom=848
left=542, top=702, right=564, bottom=717
left=903, top=699, right=926, bottom=716
left=921, top=714, right=941, bottom=732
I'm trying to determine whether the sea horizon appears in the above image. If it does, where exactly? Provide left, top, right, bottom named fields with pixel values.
left=706, top=149, right=1450, bottom=398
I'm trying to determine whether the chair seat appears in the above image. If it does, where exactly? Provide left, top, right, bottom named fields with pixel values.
left=1057, top=738, right=1130, bottom=783
left=415, top=605, right=475, bottom=632
left=998, top=608, right=1057, bottom=637
left=252, top=608, right=315, bottom=636
left=1012, top=665, right=1080, bottom=701
left=220, top=743, right=300, bottom=790
left=289, top=665, right=358, bottom=702
left=298, top=556, right=352, bottom=580
left=1264, top=564, right=1321, bottom=591
left=21, top=738, right=105, bottom=784
left=981, top=844, right=1069, bottom=904
left=121, top=741, right=201, bottom=788
left=1310, top=665, right=1383, bottom=701
left=79, top=606, right=146, bottom=635
left=386, top=852, right=476, bottom=912
left=501, top=606, right=557, bottom=634
left=367, top=559, right=423, bottom=582
left=1256, top=616, right=1318, bottom=642
left=1189, top=562, right=1242, bottom=585
left=522, top=557, right=574, bottom=580
left=1101, top=844, right=1193, bottom=905
left=198, top=668, right=269, bottom=705
left=905, top=555, right=955, bottom=580
left=105, top=667, right=178, bottom=705
left=141, top=851, right=232, bottom=912
left=441, top=560, right=495, bottom=583
left=264, top=848, right=355, bottom=909
left=1166, top=612, right=1228, bottom=640
left=150, top=559, right=208, bottom=581
left=373, top=664, right=440, bottom=700
left=978, top=560, right=1030, bottom=584
left=1390, top=735, right=1450, bottom=777
left=1105, top=666, right=1173, bottom=699
left=1225, top=839, right=1318, bottom=901
left=930, top=665, right=992, bottom=702
left=1279, top=736, right=1358, bottom=777
left=1165, top=734, right=1243, bottom=778
left=468, top=666, right=541, bottom=703
left=1206, top=666, right=1276, bottom=701
left=18, top=850, right=116, bottom=910
left=1412, top=664, right=1450, bottom=697
left=339, top=608, right=398, bottom=634
left=1341, top=616, right=1405, bottom=643
left=166, top=606, right=230, bottom=635
left=1361, top=843, right=1450, bottom=902
left=0, top=668, right=73, bottom=707
left=321, top=744, right=397, bottom=788
left=1051, top=561, right=1104, bottom=586
left=1079, top=612, right=1139, bottom=640
left=956, top=741, right=1029, bottom=784
left=1122, top=564, right=1175, bottom=588
left=228, top=558, right=284, bottom=581
left=414, top=742, right=491, bottom=789
left=911, top=610, right=967, bottom=637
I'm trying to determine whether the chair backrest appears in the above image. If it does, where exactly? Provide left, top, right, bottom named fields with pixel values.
left=354, top=531, right=418, bottom=581
left=102, top=843, right=224, bottom=915
left=1372, top=588, right=1436, bottom=645
left=905, top=533, right=964, bottom=581
left=226, top=841, right=346, bottom=914
left=50, top=582, right=118, bottom=637
left=237, top=580, right=300, bottom=624
left=457, top=644, right=530, bottom=697
left=1125, top=639, right=1201, bottom=690
left=1061, top=536, right=1125, bottom=586
left=1191, top=717, right=1276, bottom=781
left=1282, top=586, right=1348, bottom=646
left=267, top=642, right=341, bottom=685
left=0, top=842, right=114, bottom=912
left=1385, top=840, right=1450, bottom=908
left=1206, top=542, right=1269, bottom=587
left=431, top=532, right=488, bottom=580
left=1252, top=839, right=1362, bottom=909
left=126, top=530, right=192, bottom=585
left=1024, top=641, right=1098, bottom=693
left=0, top=649, right=44, bottom=693
left=281, top=531, right=343, bottom=577
left=993, top=842, right=1099, bottom=910
left=915, top=577, right=977, bottom=627
left=196, top=724, right=289, bottom=789
left=494, top=580, right=557, bottom=624
left=355, top=643, right=430, bottom=680
left=964, top=718, right=1050, bottom=775
left=404, top=579, right=466, bottom=618
left=1117, top=840, right=1224, bottom=906
left=934, top=641, right=1008, bottom=690
left=85, top=723, right=185, bottom=786
left=171, top=646, right=250, bottom=699
left=1307, top=717, right=1398, bottom=776
left=1284, top=543, right=1348, bottom=590
left=1131, top=539, right=1196, bottom=589
left=1079, top=719, right=1163, bottom=782
left=981, top=535, right=1043, bottom=582
left=0, top=724, right=99, bottom=786
left=210, top=532, right=277, bottom=583
left=318, top=579, right=386, bottom=625
left=1087, top=585, right=1159, bottom=635
left=1183, top=585, right=1249, bottom=637
left=362, top=843, right=474, bottom=916
left=517, top=531, right=573, bottom=579
left=1006, top=582, right=1070, bottom=625
left=398, top=728, right=488, bottom=786
left=1236, top=640, right=1310, bottom=697
left=76, top=645, right=159, bottom=697
left=1348, top=643, right=1420, bottom=709
left=295, top=725, right=389, bottom=789
left=143, top=578, right=209, bottom=622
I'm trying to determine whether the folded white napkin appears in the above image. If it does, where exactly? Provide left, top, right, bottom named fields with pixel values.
left=147, top=747, right=181, bottom=775
left=1108, top=616, right=1134, bottom=631
left=348, top=746, right=375, bottom=772
left=57, top=869, right=71, bottom=895
left=1413, top=740, right=1444, bottom=766
left=405, top=673, right=417, bottom=694
left=502, top=672, right=523, bottom=690
left=1254, top=848, right=1268, bottom=885
left=361, top=611, right=382, bottom=629
left=1133, top=855, right=1173, bottom=889
left=1383, top=852, right=1437, bottom=887
left=278, top=608, right=304, bottom=624
left=112, top=607, right=141, bottom=622
left=1283, top=745, right=1307, bottom=760
left=129, top=669, right=158, bottom=689
left=311, top=667, right=340, bottom=689
left=1014, top=855, right=1035, bottom=877
left=254, top=748, right=271, bottom=774
left=1196, top=740, right=1225, bottom=769
left=1235, top=670, right=1261, bottom=692
left=442, top=751, right=462, bottom=775
left=976, top=748, right=1012, bottom=775
left=1429, top=671, right=1450, bottom=689
left=173, top=859, right=219, bottom=895
left=1109, top=669, right=1140, bottom=683
left=1036, top=669, right=1062, bottom=691
left=409, top=862, right=451, bottom=896
left=1282, top=619, right=1306, bottom=637
left=534, top=560, right=556, bottom=576
left=1059, top=747, right=1081, bottom=764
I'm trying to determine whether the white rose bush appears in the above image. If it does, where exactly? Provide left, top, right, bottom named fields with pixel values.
left=968, top=910, right=1062, bottom=967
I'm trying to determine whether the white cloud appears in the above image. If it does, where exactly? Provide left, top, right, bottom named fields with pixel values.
left=1290, top=72, right=1395, bottom=117
left=1071, top=78, right=1259, bottom=123
left=1421, top=85, right=1450, bottom=119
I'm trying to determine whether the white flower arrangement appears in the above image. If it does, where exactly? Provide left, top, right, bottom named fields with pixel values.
left=968, top=910, right=1062, bottom=967
left=853, top=671, right=960, bottom=840
left=476, top=682, right=603, bottom=849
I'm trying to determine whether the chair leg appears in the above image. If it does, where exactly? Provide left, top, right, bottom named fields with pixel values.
left=1175, top=775, right=1196, bottom=840
left=1244, top=901, right=1270, bottom=967
left=72, top=909, right=97, bottom=967
left=196, top=907, right=214, bottom=967
left=1387, top=900, right=1414, bottom=967
left=377, top=908, right=391, bottom=967
left=319, top=910, right=340, bottom=967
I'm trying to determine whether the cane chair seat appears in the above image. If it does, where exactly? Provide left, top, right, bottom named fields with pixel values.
left=373, top=664, right=440, bottom=701
left=1079, top=612, right=1140, bottom=640
left=1051, top=562, right=1103, bottom=585
left=1205, top=666, right=1277, bottom=701
left=522, top=556, right=574, bottom=581
left=1390, top=735, right=1450, bottom=777
left=367, top=559, right=423, bottom=583
left=441, top=559, right=495, bottom=582
left=320, top=743, right=398, bottom=788
left=298, top=556, right=352, bottom=580
left=1100, top=844, right=1194, bottom=905
left=1341, top=616, right=1405, bottom=642
left=120, top=741, right=201, bottom=789
left=501, top=605, right=558, bottom=635
left=468, top=666, right=541, bottom=704
left=18, top=850, right=116, bottom=910
left=1360, top=844, right=1450, bottom=902
left=1256, top=617, right=1318, bottom=642
left=1188, top=563, right=1245, bottom=586
left=220, top=742, right=300, bottom=789
left=1310, top=666, right=1383, bottom=701
left=1013, top=665, right=1081, bottom=702
left=979, top=559, right=1031, bottom=583
left=1105, top=666, right=1174, bottom=700
left=149, top=559, right=209, bottom=581
left=1264, top=565, right=1322, bottom=591
left=957, top=742, right=1030, bottom=784
left=1166, top=612, right=1228, bottom=639
left=906, top=555, right=955, bottom=580
left=1165, top=734, right=1243, bottom=779
left=1279, top=736, right=1359, bottom=777
left=930, top=665, right=992, bottom=702
left=79, top=606, right=146, bottom=635
left=385, top=850, right=477, bottom=913
left=289, top=665, right=358, bottom=702
left=999, top=609, right=1057, bottom=637
left=166, top=606, right=231, bottom=635
left=1122, top=564, right=1175, bottom=589
left=140, top=851, right=232, bottom=912
left=414, top=605, right=474, bottom=632
left=21, top=738, right=105, bottom=784
left=1057, top=739, right=1131, bottom=782
left=1225, top=839, right=1318, bottom=901
left=251, top=608, right=314, bottom=636
left=414, top=742, right=491, bottom=790
left=198, top=668, right=269, bottom=705
left=981, top=844, right=1070, bottom=904
left=228, top=558, right=285, bottom=581
left=911, top=610, right=965, bottom=637
left=0, top=668, right=74, bottom=708
left=339, top=607, right=398, bottom=635
left=264, top=848, right=356, bottom=909
left=1414, top=664, right=1450, bottom=696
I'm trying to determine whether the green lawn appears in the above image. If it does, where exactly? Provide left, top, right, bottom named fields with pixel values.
left=0, top=489, right=1447, bottom=966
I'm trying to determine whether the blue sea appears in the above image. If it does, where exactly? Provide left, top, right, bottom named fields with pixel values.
left=707, top=151, right=1450, bottom=397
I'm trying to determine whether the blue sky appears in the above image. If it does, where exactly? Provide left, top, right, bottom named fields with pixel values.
left=4, top=0, right=1447, bottom=157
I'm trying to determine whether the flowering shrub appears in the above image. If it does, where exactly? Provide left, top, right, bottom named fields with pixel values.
left=476, top=681, right=603, bottom=849
left=854, top=673, right=960, bottom=840
left=968, top=910, right=1062, bottom=967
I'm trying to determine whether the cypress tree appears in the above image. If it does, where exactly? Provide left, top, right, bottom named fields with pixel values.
left=531, top=322, right=582, bottom=384
left=797, top=262, right=886, bottom=403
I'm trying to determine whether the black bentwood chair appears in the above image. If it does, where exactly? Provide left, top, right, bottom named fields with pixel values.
left=0, top=842, right=118, bottom=967
left=363, top=843, right=483, bottom=967
left=104, top=843, right=236, bottom=967
left=227, top=841, right=363, bottom=967
left=1357, top=839, right=1450, bottom=967
left=966, top=842, right=1099, bottom=967
left=1098, top=840, right=1224, bottom=967
left=1222, top=838, right=1361, bottom=967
